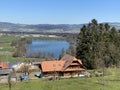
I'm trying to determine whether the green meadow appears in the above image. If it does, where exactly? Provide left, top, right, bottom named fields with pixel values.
left=0, top=68, right=120, bottom=90
left=0, top=35, right=19, bottom=51
left=0, top=35, right=32, bottom=62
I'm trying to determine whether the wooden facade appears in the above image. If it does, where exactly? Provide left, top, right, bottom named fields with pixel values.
left=41, top=54, right=86, bottom=77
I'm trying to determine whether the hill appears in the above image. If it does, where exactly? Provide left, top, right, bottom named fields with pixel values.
left=0, top=22, right=120, bottom=33
left=0, top=22, right=84, bottom=33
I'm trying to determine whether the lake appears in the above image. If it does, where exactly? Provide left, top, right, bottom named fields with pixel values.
left=27, top=40, right=70, bottom=58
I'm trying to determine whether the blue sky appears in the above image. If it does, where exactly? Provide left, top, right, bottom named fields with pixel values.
left=0, top=0, right=120, bottom=24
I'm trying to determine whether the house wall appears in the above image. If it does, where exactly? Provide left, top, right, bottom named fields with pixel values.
left=63, top=71, right=79, bottom=76
left=43, top=71, right=83, bottom=77
left=43, top=72, right=59, bottom=77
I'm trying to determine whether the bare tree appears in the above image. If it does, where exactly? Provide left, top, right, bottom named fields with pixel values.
left=8, top=69, right=16, bottom=90
left=8, top=73, right=12, bottom=90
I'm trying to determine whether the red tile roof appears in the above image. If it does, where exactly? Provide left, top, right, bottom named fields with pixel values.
left=41, top=60, right=65, bottom=72
left=0, top=62, right=9, bottom=69
left=61, top=54, right=74, bottom=61
left=41, top=54, right=86, bottom=73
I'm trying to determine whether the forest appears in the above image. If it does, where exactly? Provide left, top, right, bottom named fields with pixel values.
left=76, top=19, right=120, bottom=69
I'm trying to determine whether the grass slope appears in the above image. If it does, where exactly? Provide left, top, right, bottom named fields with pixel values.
left=0, top=68, right=120, bottom=90
left=0, top=77, right=120, bottom=90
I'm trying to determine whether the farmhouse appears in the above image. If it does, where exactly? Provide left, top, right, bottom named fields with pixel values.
left=41, top=54, right=86, bottom=77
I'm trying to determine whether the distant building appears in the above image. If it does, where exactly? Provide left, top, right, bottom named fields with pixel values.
left=0, top=62, right=10, bottom=76
left=40, top=54, right=86, bottom=77
left=0, top=62, right=9, bottom=69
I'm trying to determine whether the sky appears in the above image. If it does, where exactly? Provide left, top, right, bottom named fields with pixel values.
left=0, top=0, right=120, bottom=24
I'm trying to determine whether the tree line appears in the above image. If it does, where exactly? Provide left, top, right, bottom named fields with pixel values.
left=76, top=19, right=120, bottom=69
left=11, top=38, right=32, bottom=57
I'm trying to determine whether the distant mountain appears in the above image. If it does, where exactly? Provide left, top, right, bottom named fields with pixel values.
left=0, top=22, right=120, bottom=33
left=0, top=22, right=84, bottom=33
left=108, top=23, right=120, bottom=30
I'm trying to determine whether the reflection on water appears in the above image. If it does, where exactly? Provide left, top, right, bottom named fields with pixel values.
left=27, top=40, right=70, bottom=58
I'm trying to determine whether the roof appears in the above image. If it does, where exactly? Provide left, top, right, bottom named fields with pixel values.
left=61, top=54, right=74, bottom=61
left=41, top=54, right=86, bottom=73
left=61, top=54, right=82, bottom=64
left=0, top=62, right=9, bottom=69
left=41, top=60, right=65, bottom=72
left=61, top=54, right=83, bottom=70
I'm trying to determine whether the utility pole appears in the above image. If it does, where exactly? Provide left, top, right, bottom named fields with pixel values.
left=5, top=49, right=9, bottom=70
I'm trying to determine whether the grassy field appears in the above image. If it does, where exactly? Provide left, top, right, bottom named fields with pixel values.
left=0, top=35, right=34, bottom=62
left=0, top=35, right=19, bottom=52
left=0, top=74, right=120, bottom=90
left=0, top=68, right=120, bottom=90
left=0, top=35, right=20, bottom=43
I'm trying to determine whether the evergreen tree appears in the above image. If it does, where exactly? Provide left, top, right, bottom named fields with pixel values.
left=76, top=19, right=120, bottom=69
